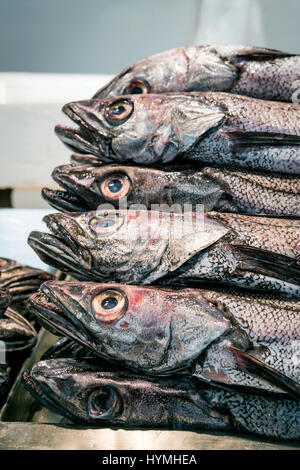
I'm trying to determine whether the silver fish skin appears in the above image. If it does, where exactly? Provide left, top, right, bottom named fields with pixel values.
left=28, top=210, right=300, bottom=296
left=43, top=162, right=300, bottom=217
left=27, top=281, right=300, bottom=397
left=55, top=93, right=300, bottom=174
left=23, top=358, right=300, bottom=440
left=93, top=45, right=300, bottom=103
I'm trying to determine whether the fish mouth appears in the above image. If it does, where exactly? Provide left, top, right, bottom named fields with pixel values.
left=55, top=103, right=111, bottom=159
left=28, top=215, right=96, bottom=279
left=22, top=368, right=81, bottom=424
left=28, top=287, right=99, bottom=357
left=41, top=187, right=89, bottom=213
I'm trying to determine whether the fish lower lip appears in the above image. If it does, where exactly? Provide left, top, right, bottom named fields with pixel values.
left=41, top=188, right=87, bottom=212
left=55, top=124, right=100, bottom=155
left=29, top=291, right=86, bottom=346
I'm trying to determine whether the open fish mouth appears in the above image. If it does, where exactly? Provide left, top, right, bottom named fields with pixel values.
left=28, top=287, right=98, bottom=356
left=55, top=103, right=110, bottom=159
left=28, top=214, right=94, bottom=279
left=41, top=187, right=89, bottom=213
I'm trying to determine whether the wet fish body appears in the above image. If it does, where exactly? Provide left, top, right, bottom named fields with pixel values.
left=0, top=258, right=54, bottom=303
left=55, top=92, right=300, bottom=174
left=28, top=281, right=300, bottom=397
left=0, top=290, right=11, bottom=318
left=23, top=358, right=300, bottom=440
left=43, top=162, right=300, bottom=217
left=94, top=45, right=300, bottom=103
left=28, top=210, right=300, bottom=296
left=0, top=306, right=38, bottom=359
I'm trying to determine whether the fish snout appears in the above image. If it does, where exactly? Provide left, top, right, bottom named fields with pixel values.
left=63, top=100, right=107, bottom=131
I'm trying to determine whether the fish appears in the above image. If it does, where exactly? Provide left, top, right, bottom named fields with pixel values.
left=42, top=162, right=300, bottom=217
left=28, top=281, right=300, bottom=397
left=0, top=258, right=54, bottom=303
left=0, top=290, right=11, bottom=318
left=41, top=337, right=95, bottom=361
left=28, top=209, right=300, bottom=296
left=0, top=364, right=9, bottom=405
left=22, top=358, right=300, bottom=439
left=55, top=92, right=300, bottom=174
left=93, top=45, right=300, bottom=103
left=0, top=306, right=38, bottom=360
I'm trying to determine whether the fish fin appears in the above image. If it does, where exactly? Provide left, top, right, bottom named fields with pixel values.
left=229, top=346, right=300, bottom=399
left=232, top=47, right=294, bottom=60
left=234, top=245, right=300, bottom=285
left=226, top=131, right=300, bottom=152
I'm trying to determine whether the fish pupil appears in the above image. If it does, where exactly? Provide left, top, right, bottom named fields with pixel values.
left=96, top=218, right=115, bottom=228
left=101, top=297, right=118, bottom=309
left=113, top=105, right=125, bottom=116
left=131, top=86, right=143, bottom=94
left=108, top=179, right=123, bottom=193
left=91, top=388, right=115, bottom=415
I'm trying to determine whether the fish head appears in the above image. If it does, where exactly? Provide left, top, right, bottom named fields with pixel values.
left=55, top=94, right=225, bottom=164
left=49, top=163, right=205, bottom=211
left=23, top=358, right=231, bottom=429
left=28, top=281, right=231, bottom=373
left=28, top=209, right=229, bottom=283
left=93, top=46, right=237, bottom=99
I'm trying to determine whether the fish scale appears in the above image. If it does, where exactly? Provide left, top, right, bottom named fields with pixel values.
left=195, top=290, right=300, bottom=389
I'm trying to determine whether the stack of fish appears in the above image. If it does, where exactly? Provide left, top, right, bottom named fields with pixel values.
left=0, top=258, right=54, bottom=404
left=23, top=46, right=300, bottom=440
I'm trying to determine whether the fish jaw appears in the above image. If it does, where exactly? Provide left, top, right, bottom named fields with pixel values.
left=28, top=211, right=97, bottom=279
left=51, top=163, right=100, bottom=209
left=41, top=187, right=90, bottom=213
left=23, top=358, right=232, bottom=430
left=55, top=100, right=112, bottom=159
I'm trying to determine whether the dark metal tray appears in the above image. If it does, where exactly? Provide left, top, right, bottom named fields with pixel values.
left=0, top=329, right=299, bottom=450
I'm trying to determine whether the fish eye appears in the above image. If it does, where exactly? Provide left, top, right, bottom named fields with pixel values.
left=87, top=386, right=121, bottom=419
left=100, top=173, right=131, bottom=200
left=104, top=98, right=133, bottom=126
left=124, top=79, right=150, bottom=95
left=91, top=289, right=128, bottom=323
left=88, top=212, right=124, bottom=236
